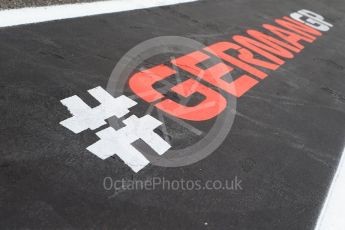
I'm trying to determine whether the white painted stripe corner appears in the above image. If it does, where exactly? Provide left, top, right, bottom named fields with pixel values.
left=315, top=145, right=345, bottom=230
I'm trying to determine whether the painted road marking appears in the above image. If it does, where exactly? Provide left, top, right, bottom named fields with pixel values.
left=59, top=9, right=334, bottom=171
left=60, top=86, right=171, bottom=172
left=0, top=0, right=198, bottom=28
left=60, top=86, right=137, bottom=134
left=17, top=2, right=342, bottom=226
left=128, top=10, right=332, bottom=121
left=315, top=146, right=345, bottom=230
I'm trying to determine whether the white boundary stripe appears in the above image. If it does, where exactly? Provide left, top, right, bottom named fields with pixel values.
left=0, top=0, right=198, bottom=28
left=315, top=146, right=345, bottom=230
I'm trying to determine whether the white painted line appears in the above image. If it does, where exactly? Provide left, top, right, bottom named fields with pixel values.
left=315, top=145, right=345, bottom=230
left=0, top=0, right=198, bottom=28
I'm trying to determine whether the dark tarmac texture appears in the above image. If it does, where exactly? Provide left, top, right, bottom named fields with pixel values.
left=1, top=0, right=345, bottom=229
left=0, top=0, right=98, bottom=9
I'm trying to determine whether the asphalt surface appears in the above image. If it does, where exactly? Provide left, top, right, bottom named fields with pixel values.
left=1, top=0, right=345, bottom=229
left=0, top=0, right=99, bottom=9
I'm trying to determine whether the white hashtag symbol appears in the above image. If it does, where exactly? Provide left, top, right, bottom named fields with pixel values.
left=60, top=86, right=136, bottom=133
left=60, top=86, right=171, bottom=172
